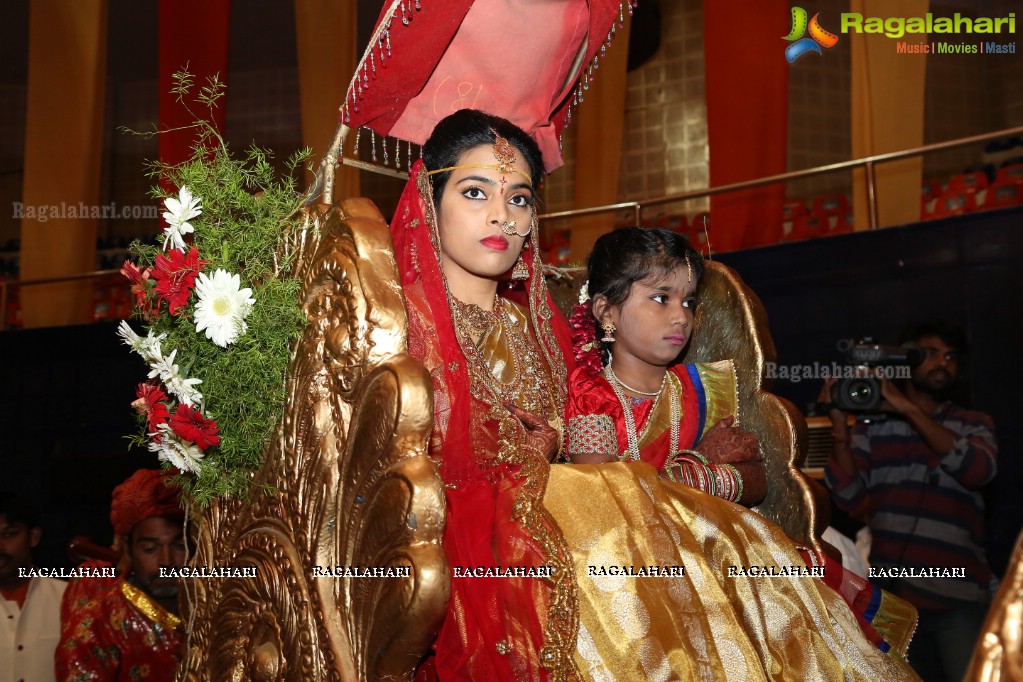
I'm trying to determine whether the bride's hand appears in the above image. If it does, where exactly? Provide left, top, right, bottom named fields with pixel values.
left=695, top=416, right=763, bottom=465
left=505, top=403, right=560, bottom=462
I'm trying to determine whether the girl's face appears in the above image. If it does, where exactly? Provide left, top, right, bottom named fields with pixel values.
left=436, top=144, right=534, bottom=292
left=602, top=266, right=697, bottom=370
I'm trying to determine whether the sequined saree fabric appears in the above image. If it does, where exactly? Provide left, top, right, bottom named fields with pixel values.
left=546, top=463, right=918, bottom=681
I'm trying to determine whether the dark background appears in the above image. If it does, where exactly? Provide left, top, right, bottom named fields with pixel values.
left=718, top=205, right=1023, bottom=573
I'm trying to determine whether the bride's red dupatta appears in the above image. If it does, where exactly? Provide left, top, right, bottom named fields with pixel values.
left=392, top=161, right=579, bottom=682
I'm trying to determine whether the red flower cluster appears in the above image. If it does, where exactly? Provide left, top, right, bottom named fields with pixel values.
left=169, top=405, right=220, bottom=450
left=132, top=383, right=169, bottom=438
left=569, top=300, right=604, bottom=377
left=121, top=261, right=155, bottom=319
left=151, top=247, right=205, bottom=316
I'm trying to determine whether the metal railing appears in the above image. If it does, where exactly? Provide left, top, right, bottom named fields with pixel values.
left=4, top=125, right=1022, bottom=331
left=538, top=125, right=1023, bottom=229
left=0, top=269, right=120, bottom=331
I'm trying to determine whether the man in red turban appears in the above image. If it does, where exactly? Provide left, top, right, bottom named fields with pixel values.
left=56, top=469, right=186, bottom=682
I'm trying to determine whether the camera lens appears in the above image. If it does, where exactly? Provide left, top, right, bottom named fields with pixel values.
left=846, top=380, right=874, bottom=407
left=832, top=377, right=881, bottom=411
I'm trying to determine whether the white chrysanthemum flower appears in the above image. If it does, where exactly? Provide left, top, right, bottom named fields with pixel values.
left=578, top=280, right=590, bottom=304
left=148, top=348, right=203, bottom=406
left=194, top=269, right=255, bottom=348
left=149, top=424, right=205, bottom=474
left=117, top=320, right=140, bottom=347
left=117, top=321, right=166, bottom=365
left=162, top=185, right=202, bottom=251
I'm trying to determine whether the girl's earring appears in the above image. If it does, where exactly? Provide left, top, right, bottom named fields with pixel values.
left=511, top=256, right=529, bottom=280
left=601, top=322, right=616, bottom=343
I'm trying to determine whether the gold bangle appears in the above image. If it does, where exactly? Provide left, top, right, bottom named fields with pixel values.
left=676, top=448, right=709, bottom=465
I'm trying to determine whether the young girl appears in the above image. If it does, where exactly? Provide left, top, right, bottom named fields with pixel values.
left=566, top=227, right=767, bottom=506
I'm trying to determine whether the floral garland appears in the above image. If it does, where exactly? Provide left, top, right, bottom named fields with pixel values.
left=116, top=70, right=309, bottom=506
left=569, top=281, right=604, bottom=376
left=119, top=187, right=256, bottom=474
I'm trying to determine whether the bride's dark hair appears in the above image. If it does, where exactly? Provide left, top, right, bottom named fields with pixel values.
left=423, top=109, right=544, bottom=207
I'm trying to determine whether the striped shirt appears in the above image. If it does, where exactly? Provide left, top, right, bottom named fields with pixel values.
left=824, top=402, right=997, bottom=611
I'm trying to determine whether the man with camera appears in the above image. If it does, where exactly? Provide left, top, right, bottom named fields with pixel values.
left=821, top=321, right=997, bottom=682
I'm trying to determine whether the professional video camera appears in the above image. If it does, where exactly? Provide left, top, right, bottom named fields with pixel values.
left=830, top=339, right=922, bottom=412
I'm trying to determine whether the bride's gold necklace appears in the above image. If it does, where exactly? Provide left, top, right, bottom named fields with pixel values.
left=450, top=295, right=553, bottom=418
left=604, top=362, right=680, bottom=461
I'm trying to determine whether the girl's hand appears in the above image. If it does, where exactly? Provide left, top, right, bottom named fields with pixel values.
left=695, top=416, right=763, bottom=465
left=505, top=403, right=560, bottom=462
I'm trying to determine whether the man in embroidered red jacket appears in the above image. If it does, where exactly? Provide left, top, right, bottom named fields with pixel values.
left=57, top=469, right=185, bottom=682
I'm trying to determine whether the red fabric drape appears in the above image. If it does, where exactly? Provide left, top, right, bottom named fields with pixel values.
left=158, top=0, right=231, bottom=175
left=703, top=1, right=788, bottom=251
left=392, top=162, right=579, bottom=680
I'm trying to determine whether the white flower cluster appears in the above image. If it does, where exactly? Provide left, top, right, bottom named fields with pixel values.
left=578, top=280, right=590, bottom=304
left=162, top=186, right=202, bottom=251
left=118, top=321, right=204, bottom=408
left=148, top=424, right=205, bottom=474
left=194, top=270, right=256, bottom=348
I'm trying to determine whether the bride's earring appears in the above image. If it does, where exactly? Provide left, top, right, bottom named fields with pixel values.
left=511, top=255, right=529, bottom=280
left=601, top=322, right=616, bottom=343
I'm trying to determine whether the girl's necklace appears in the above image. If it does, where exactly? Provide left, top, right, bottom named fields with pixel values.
left=604, top=365, right=680, bottom=460
left=605, top=363, right=663, bottom=396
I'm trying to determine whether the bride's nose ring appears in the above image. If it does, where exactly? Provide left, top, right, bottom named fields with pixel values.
left=500, top=220, right=530, bottom=238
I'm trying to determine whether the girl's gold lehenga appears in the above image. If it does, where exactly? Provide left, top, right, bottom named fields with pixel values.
left=392, top=161, right=917, bottom=681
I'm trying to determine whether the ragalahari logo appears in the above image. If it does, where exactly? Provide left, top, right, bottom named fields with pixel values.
left=783, top=7, right=840, bottom=62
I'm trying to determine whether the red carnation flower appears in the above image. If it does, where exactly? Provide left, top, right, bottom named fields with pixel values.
left=152, top=247, right=205, bottom=317
left=120, top=260, right=156, bottom=319
left=169, top=404, right=221, bottom=450
left=131, top=383, right=170, bottom=438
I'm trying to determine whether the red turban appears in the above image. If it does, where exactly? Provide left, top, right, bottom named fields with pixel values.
left=110, top=469, right=184, bottom=536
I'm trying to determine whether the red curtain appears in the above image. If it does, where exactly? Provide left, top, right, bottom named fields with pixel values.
left=158, top=0, right=231, bottom=174
left=703, top=1, right=788, bottom=251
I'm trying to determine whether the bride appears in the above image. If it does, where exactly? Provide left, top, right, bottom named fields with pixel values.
left=390, top=107, right=917, bottom=681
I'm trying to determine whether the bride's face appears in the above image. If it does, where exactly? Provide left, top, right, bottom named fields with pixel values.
left=437, top=144, right=534, bottom=288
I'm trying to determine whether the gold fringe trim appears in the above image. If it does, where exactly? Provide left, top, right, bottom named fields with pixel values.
left=120, top=580, right=182, bottom=634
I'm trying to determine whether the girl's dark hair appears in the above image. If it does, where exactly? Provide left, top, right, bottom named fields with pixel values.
left=587, top=227, right=705, bottom=307
left=422, top=109, right=544, bottom=207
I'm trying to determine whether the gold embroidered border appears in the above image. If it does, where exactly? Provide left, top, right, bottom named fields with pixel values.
left=695, top=359, right=739, bottom=439
left=120, top=580, right=182, bottom=633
